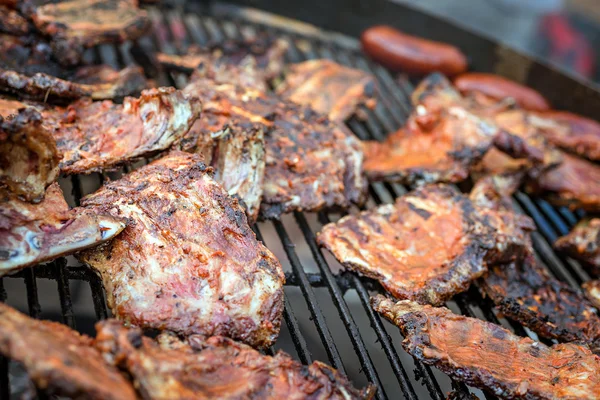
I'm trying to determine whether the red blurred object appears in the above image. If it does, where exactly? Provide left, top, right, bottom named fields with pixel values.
left=541, top=13, right=595, bottom=77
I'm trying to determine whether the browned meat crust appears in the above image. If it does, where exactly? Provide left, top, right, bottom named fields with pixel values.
left=184, top=78, right=367, bottom=220
left=155, top=36, right=288, bottom=91
left=583, top=280, right=600, bottom=309
left=79, top=152, right=285, bottom=348
left=364, top=74, right=536, bottom=186
left=0, top=107, right=60, bottom=201
left=469, top=172, right=524, bottom=212
left=527, top=151, right=600, bottom=212
left=37, top=87, right=200, bottom=174
left=0, top=5, right=30, bottom=35
left=555, top=218, right=600, bottom=274
left=0, top=183, right=125, bottom=276
left=22, top=0, right=150, bottom=66
left=533, top=110, right=600, bottom=161
left=95, top=320, right=375, bottom=400
left=372, top=295, right=600, bottom=400
left=480, top=252, right=600, bottom=351
left=277, top=59, right=376, bottom=121
left=0, top=98, right=26, bottom=117
left=317, top=185, right=534, bottom=305
left=0, top=34, right=148, bottom=101
left=176, top=116, right=265, bottom=222
left=0, top=304, right=136, bottom=400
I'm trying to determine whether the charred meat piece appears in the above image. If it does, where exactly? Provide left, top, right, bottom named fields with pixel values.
left=0, top=183, right=125, bottom=277
left=0, top=34, right=147, bottom=101
left=277, top=59, right=376, bottom=121
left=527, top=151, right=600, bottom=212
left=23, top=0, right=150, bottom=66
left=39, top=87, right=200, bottom=174
left=318, top=185, right=534, bottom=305
left=555, top=218, right=600, bottom=274
left=0, top=304, right=136, bottom=400
left=96, top=320, right=374, bottom=400
left=372, top=295, right=600, bottom=400
left=364, top=74, right=536, bottom=186
left=177, top=116, right=266, bottom=223
left=530, top=111, right=600, bottom=161
left=0, top=6, right=30, bottom=35
left=583, top=280, right=600, bottom=309
left=184, top=79, right=366, bottom=219
left=155, top=36, right=288, bottom=89
left=480, top=252, right=600, bottom=351
left=469, top=172, right=524, bottom=213
left=0, top=107, right=60, bottom=201
left=78, top=152, right=285, bottom=348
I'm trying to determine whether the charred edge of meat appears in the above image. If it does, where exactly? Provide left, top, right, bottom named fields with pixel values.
left=0, top=5, right=31, bottom=35
left=554, top=218, right=600, bottom=274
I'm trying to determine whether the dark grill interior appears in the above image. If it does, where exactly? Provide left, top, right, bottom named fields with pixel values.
left=1, top=3, right=594, bottom=399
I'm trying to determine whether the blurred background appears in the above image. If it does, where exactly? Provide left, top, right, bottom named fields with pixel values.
left=395, top=0, right=600, bottom=83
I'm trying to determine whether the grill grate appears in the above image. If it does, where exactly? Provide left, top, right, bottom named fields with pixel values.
left=1, top=3, right=594, bottom=399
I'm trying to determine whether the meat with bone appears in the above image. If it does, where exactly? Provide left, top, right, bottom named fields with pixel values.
left=480, top=252, right=600, bottom=352
left=176, top=115, right=266, bottom=223
left=36, top=87, right=200, bottom=174
left=363, top=74, right=538, bottom=186
left=0, top=183, right=125, bottom=277
left=95, top=319, right=375, bottom=400
left=317, top=184, right=534, bottom=305
left=154, top=36, right=288, bottom=90
left=555, top=218, right=600, bottom=274
left=583, top=280, right=600, bottom=309
left=184, top=77, right=367, bottom=220
left=21, top=0, right=150, bottom=67
left=0, top=303, right=136, bottom=400
left=527, top=151, right=600, bottom=212
left=78, top=152, right=285, bottom=348
left=0, top=34, right=147, bottom=101
left=372, top=295, right=600, bottom=400
left=276, top=59, right=377, bottom=121
left=0, top=107, right=60, bottom=201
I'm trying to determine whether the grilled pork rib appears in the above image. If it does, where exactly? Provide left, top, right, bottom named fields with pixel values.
left=79, top=152, right=285, bottom=348
left=0, top=183, right=125, bottom=276
left=480, top=252, right=600, bottom=351
left=277, top=59, right=376, bottom=122
left=555, top=218, right=600, bottom=274
left=22, top=0, right=150, bottom=66
left=184, top=78, right=366, bottom=219
left=372, top=295, right=600, bottom=400
left=0, top=304, right=136, bottom=400
left=95, top=320, right=374, bottom=400
left=0, top=34, right=147, bottom=101
left=318, top=185, right=534, bottom=305
left=0, top=107, right=60, bottom=201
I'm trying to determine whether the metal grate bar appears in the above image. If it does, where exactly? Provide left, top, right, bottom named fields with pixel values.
left=53, top=259, right=76, bottom=329
left=23, top=269, right=41, bottom=319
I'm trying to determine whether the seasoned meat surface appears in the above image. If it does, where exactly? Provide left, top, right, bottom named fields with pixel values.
left=0, top=304, right=136, bottom=400
left=23, top=0, right=149, bottom=66
left=555, top=218, right=600, bottom=274
left=184, top=78, right=366, bottom=219
left=0, top=183, right=125, bottom=276
left=0, top=107, right=60, bottom=201
left=372, top=295, right=600, bottom=400
left=528, top=151, right=600, bottom=212
left=79, top=152, right=285, bottom=348
left=0, top=5, right=30, bottom=35
left=469, top=172, right=524, bottom=213
left=318, top=185, right=534, bottom=305
left=0, top=34, right=147, bottom=101
left=177, top=117, right=265, bottom=222
left=277, top=59, right=376, bottom=121
left=155, top=36, right=288, bottom=90
left=96, top=320, right=374, bottom=400
left=37, top=87, right=200, bottom=174
left=583, top=280, right=600, bottom=309
left=364, top=74, right=535, bottom=185
left=480, top=252, right=600, bottom=351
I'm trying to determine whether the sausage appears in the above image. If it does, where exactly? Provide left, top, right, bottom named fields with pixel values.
left=360, top=25, right=468, bottom=76
left=454, top=73, right=551, bottom=111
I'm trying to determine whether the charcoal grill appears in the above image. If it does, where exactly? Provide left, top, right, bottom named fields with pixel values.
left=2, top=1, right=599, bottom=399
